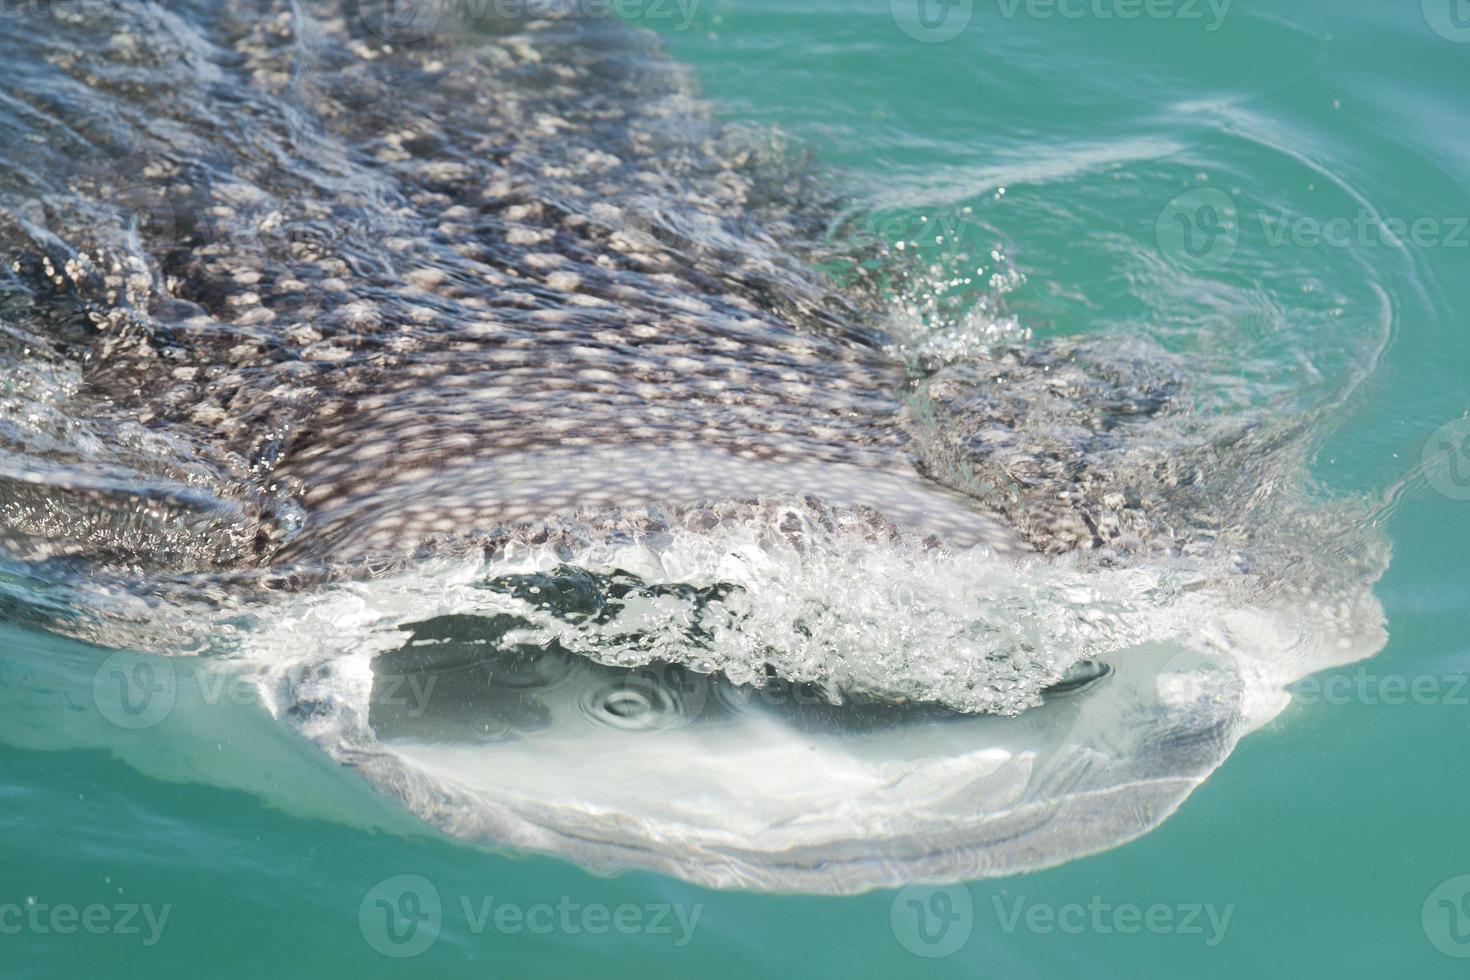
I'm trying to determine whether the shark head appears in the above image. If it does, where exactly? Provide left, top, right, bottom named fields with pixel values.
left=0, top=0, right=1391, bottom=893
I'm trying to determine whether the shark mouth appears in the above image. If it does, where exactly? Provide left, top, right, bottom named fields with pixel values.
left=233, top=500, right=1385, bottom=893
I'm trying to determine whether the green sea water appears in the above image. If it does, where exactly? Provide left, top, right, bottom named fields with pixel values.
left=3, top=0, right=1469, bottom=976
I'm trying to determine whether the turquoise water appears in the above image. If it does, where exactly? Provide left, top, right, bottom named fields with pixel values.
left=2, top=0, right=1469, bottom=976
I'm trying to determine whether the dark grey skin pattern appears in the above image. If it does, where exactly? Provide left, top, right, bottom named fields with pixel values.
left=3, top=3, right=967, bottom=569
left=0, top=0, right=1359, bottom=616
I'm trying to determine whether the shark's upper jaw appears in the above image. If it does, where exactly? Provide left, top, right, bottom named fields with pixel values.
left=272, top=443, right=1024, bottom=564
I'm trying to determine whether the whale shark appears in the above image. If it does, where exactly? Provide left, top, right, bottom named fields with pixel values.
left=0, top=0, right=1388, bottom=892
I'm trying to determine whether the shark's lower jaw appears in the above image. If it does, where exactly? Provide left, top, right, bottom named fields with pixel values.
left=340, top=638, right=1238, bottom=894
left=255, top=540, right=1384, bottom=894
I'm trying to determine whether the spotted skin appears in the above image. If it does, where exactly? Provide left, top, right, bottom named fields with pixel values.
left=0, top=3, right=984, bottom=569
left=0, top=0, right=1251, bottom=584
